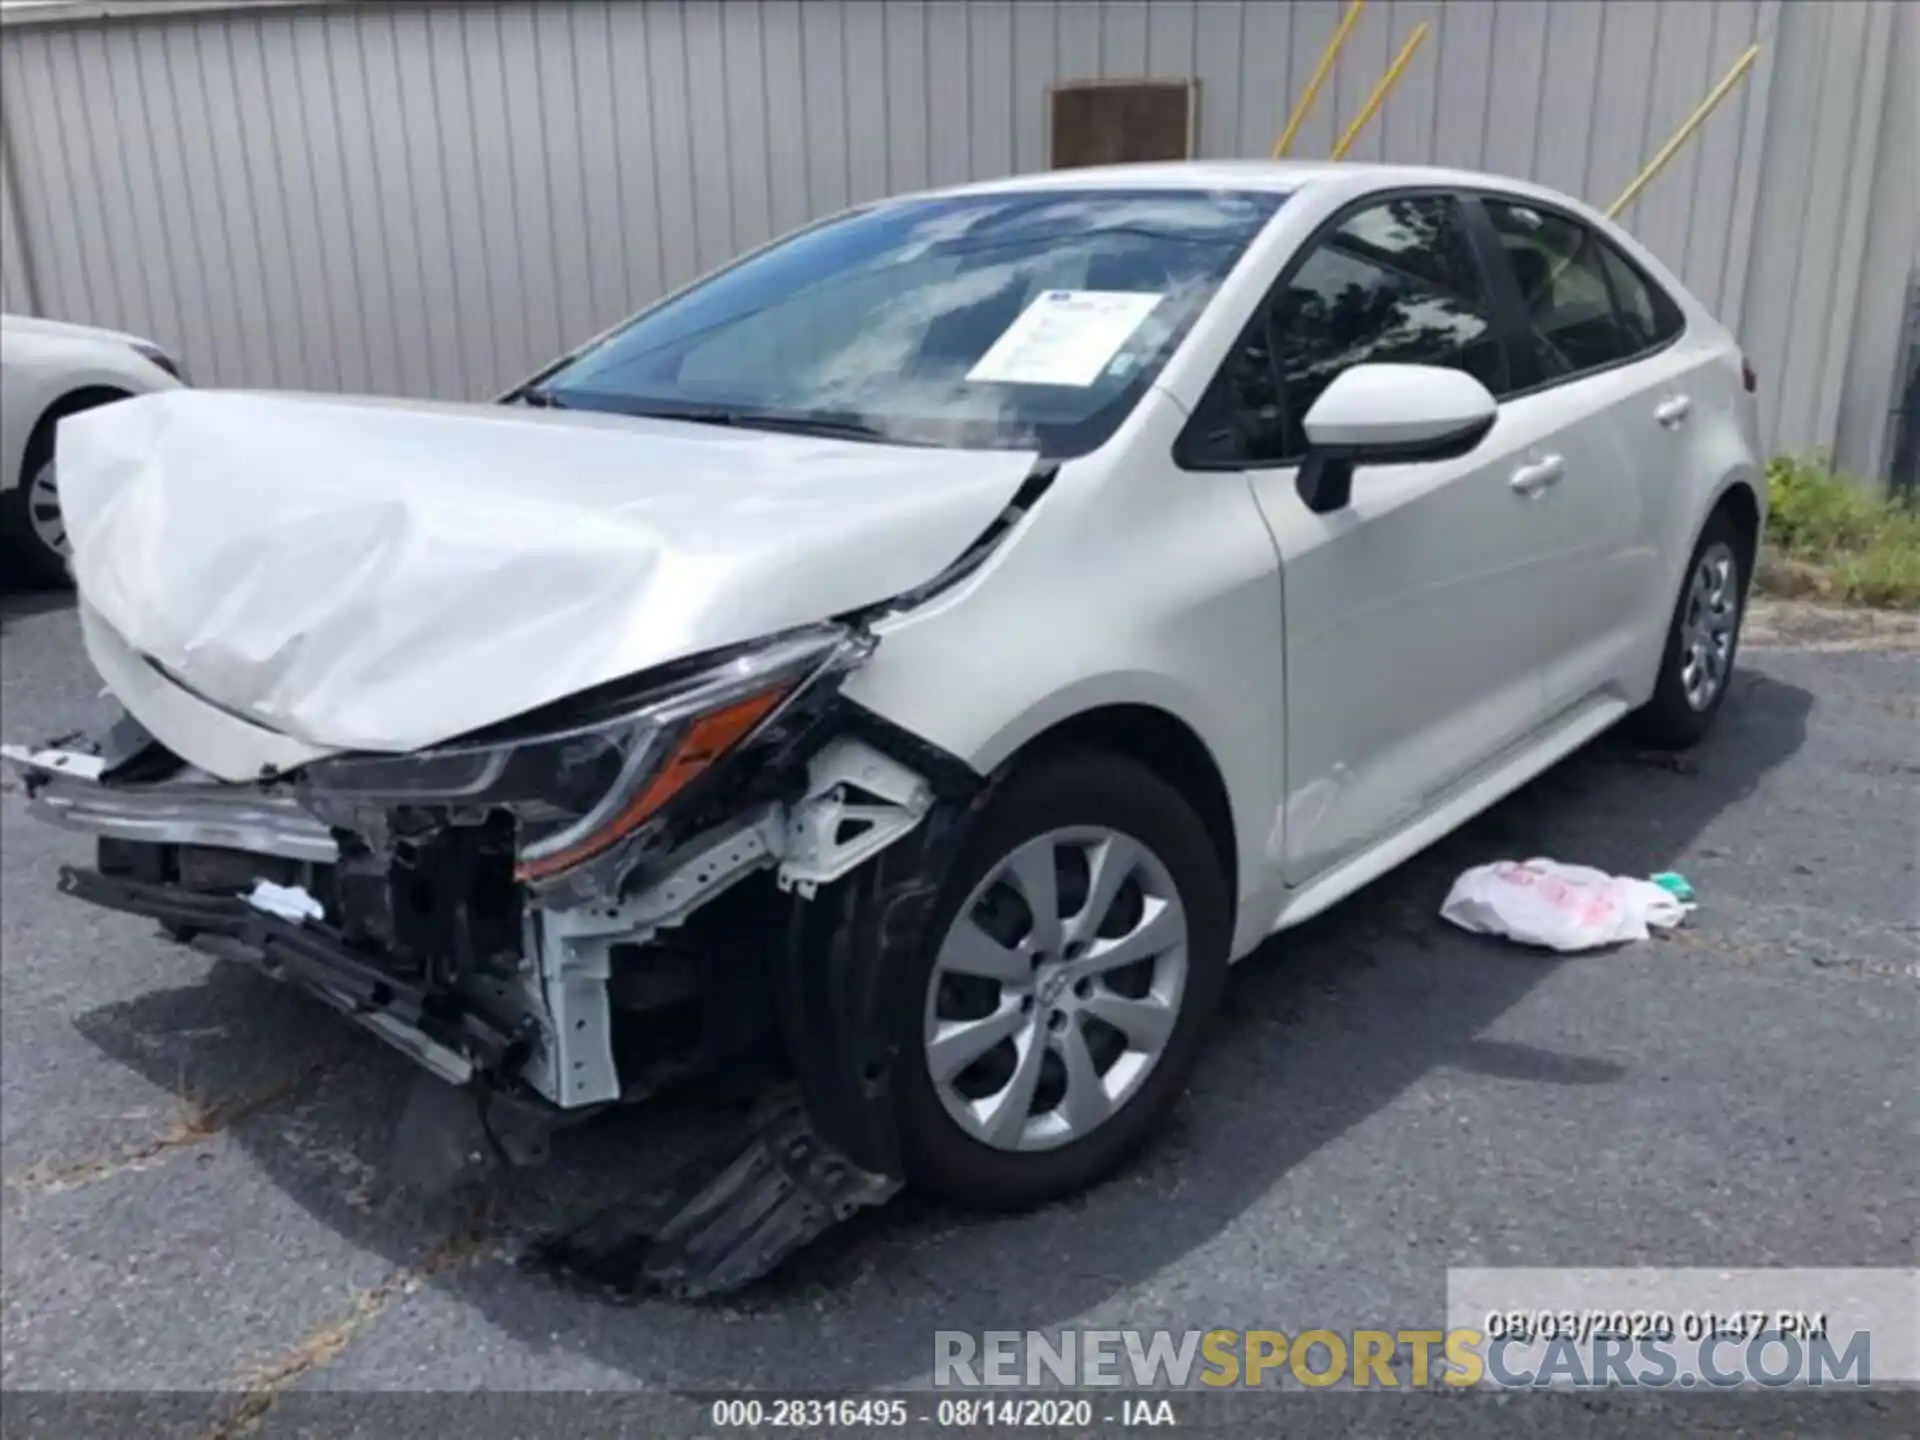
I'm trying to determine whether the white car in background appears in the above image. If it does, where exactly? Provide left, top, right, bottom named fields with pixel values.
left=5, top=161, right=1763, bottom=1293
left=0, top=313, right=187, bottom=585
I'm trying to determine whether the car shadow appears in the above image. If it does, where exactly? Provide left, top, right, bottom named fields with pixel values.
left=0, top=587, right=73, bottom=633
left=69, top=671, right=1812, bottom=1389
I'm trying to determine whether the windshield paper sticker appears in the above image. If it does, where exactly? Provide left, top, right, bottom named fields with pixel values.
left=966, top=290, right=1163, bottom=387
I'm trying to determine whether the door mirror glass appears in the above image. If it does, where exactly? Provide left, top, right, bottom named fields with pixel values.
left=1301, top=362, right=1497, bottom=457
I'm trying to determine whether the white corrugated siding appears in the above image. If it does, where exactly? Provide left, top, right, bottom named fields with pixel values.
left=0, top=0, right=1911, bottom=478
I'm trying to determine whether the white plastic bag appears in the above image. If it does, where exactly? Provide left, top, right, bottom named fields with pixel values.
left=244, top=879, right=325, bottom=925
left=1439, top=858, right=1691, bottom=953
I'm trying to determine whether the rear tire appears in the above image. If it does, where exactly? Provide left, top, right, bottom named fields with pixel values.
left=885, top=749, right=1231, bottom=1210
left=1628, top=508, right=1749, bottom=750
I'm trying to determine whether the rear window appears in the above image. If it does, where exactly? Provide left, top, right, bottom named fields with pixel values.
left=1482, top=199, right=1684, bottom=385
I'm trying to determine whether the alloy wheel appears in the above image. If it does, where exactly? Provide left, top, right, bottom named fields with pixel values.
left=25, top=455, right=67, bottom=559
left=923, top=826, right=1189, bottom=1153
left=1679, top=540, right=1739, bottom=711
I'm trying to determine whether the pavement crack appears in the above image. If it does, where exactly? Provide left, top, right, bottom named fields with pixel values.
left=3, top=1059, right=334, bottom=1201
left=204, top=1228, right=497, bottom=1440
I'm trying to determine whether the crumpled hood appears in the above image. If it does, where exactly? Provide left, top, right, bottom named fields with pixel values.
left=62, top=389, right=1037, bottom=758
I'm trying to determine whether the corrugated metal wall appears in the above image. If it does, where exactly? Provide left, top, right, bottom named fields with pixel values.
left=0, top=91, right=35, bottom=315
left=0, top=0, right=1912, bottom=479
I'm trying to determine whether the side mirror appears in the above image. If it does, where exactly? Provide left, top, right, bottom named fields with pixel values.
left=1296, top=363, right=1498, bottom=514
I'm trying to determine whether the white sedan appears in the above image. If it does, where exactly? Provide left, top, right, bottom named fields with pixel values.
left=6, top=161, right=1762, bottom=1291
left=0, top=313, right=186, bottom=585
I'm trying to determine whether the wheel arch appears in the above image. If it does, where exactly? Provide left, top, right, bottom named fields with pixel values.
left=993, top=701, right=1240, bottom=934
left=1708, top=476, right=1763, bottom=580
left=21, top=383, right=134, bottom=474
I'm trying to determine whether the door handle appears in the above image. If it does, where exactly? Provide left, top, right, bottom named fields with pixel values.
left=1509, top=454, right=1565, bottom=496
left=1655, top=394, right=1692, bottom=427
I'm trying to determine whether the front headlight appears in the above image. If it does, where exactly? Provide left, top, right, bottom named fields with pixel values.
left=301, top=626, right=861, bottom=881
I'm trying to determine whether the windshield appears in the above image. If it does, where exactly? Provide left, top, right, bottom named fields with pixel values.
left=533, top=188, right=1287, bottom=457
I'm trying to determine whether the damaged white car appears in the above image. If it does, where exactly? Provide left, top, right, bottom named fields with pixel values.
left=6, top=162, right=1763, bottom=1293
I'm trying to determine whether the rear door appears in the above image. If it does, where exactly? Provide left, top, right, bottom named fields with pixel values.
left=1467, top=195, right=1702, bottom=722
left=1179, top=192, right=1562, bottom=884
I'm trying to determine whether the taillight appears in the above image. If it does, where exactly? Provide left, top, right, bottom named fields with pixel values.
left=1741, top=357, right=1757, bottom=394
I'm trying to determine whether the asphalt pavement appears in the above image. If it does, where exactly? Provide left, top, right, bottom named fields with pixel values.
left=1, top=590, right=1914, bottom=1437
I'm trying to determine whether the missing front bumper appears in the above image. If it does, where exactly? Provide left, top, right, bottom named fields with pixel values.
left=20, top=764, right=338, bottom=862
left=19, top=717, right=976, bottom=1296
left=17, top=714, right=950, bottom=1126
left=58, top=865, right=530, bottom=1088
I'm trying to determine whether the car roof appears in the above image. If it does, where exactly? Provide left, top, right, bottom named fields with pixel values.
left=909, top=159, right=1586, bottom=211
left=0, top=312, right=152, bottom=347
left=889, top=158, right=1712, bottom=332
left=926, top=159, right=1345, bottom=195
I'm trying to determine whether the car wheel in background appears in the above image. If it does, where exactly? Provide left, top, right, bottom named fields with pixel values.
left=1, top=445, right=73, bottom=588
left=2, top=396, right=131, bottom=589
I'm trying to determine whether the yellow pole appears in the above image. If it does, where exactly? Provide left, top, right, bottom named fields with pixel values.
left=1273, top=0, right=1365, bottom=158
left=1330, top=22, right=1431, bottom=161
left=1607, top=44, right=1762, bottom=218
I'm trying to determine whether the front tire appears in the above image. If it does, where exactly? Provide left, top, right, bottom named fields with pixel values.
left=1629, top=508, right=1749, bottom=749
left=888, top=749, right=1231, bottom=1209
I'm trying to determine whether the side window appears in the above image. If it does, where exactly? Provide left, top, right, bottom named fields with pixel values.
left=1597, top=240, right=1684, bottom=352
left=1176, top=313, right=1286, bottom=464
left=1182, top=195, right=1504, bottom=466
left=1483, top=200, right=1682, bottom=382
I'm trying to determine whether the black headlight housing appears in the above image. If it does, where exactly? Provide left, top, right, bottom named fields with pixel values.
left=299, top=626, right=865, bottom=885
